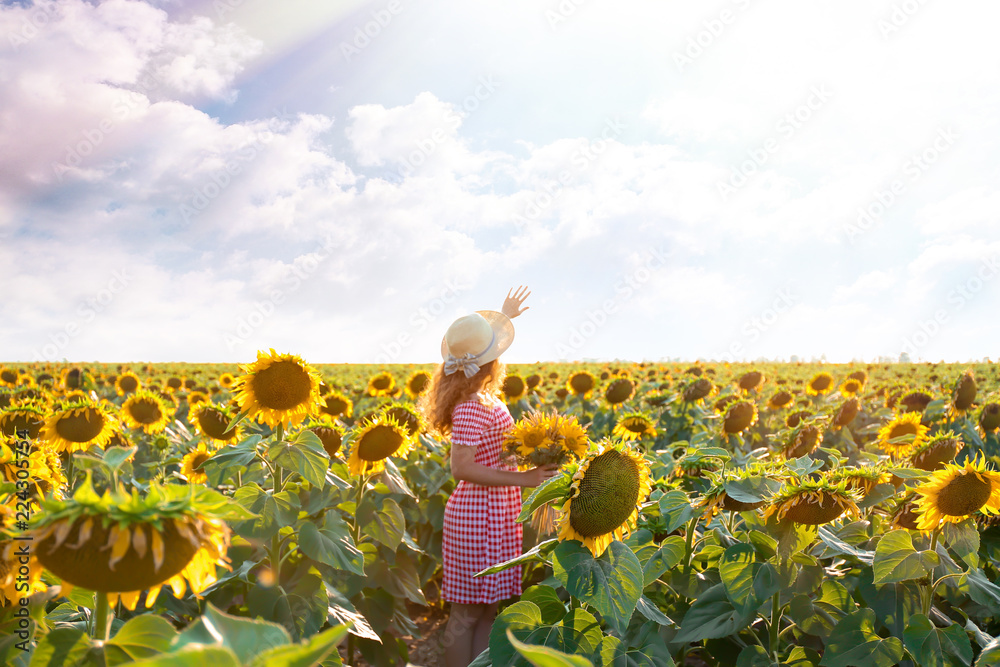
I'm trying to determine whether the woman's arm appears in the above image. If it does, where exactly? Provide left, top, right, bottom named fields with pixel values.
left=451, top=442, right=557, bottom=487
left=501, top=286, right=531, bottom=319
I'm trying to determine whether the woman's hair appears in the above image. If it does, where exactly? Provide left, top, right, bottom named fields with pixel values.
left=418, top=359, right=506, bottom=437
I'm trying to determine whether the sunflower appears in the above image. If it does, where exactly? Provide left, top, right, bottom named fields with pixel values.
left=762, top=479, right=861, bottom=525
left=889, top=492, right=922, bottom=531
left=14, top=479, right=233, bottom=611
left=188, top=403, right=241, bottom=445
left=503, top=375, right=527, bottom=402
left=908, top=432, right=960, bottom=472
left=366, top=371, right=396, bottom=397
left=876, top=412, right=929, bottom=458
left=405, top=370, right=432, bottom=399
left=382, top=403, right=424, bottom=438
left=612, top=411, right=657, bottom=441
left=345, top=414, right=413, bottom=476
left=181, top=444, right=212, bottom=484
left=319, top=391, right=353, bottom=419
left=121, top=389, right=173, bottom=435
left=604, top=378, right=636, bottom=407
left=234, top=349, right=324, bottom=428
left=767, top=390, right=795, bottom=411
left=308, top=419, right=345, bottom=458
left=980, top=403, right=1000, bottom=437
left=526, top=374, right=542, bottom=391
left=0, top=440, right=67, bottom=500
left=115, top=371, right=141, bottom=397
left=218, top=372, right=236, bottom=390
left=721, top=400, right=758, bottom=435
left=554, top=415, right=589, bottom=459
left=0, top=401, right=48, bottom=439
left=505, top=411, right=555, bottom=461
left=826, top=466, right=891, bottom=498
left=698, top=464, right=776, bottom=520
left=566, top=371, right=596, bottom=398
left=682, top=378, right=716, bottom=403
left=950, top=369, right=978, bottom=418
left=785, top=409, right=813, bottom=429
left=737, top=371, right=765, bottom=393
left=898, top=390, right=932, bottom=413
left=0, top=367, right=18, bottom=387
left=839, top=378, right=864, bottom=398
left=781, top=419, right=826, bottom=460
left=186, top=390, right=209, bottom=408
left=61, top=367, right=88, bottom=391
left=39, top=401, right=119, bottom=453
left=829, top=397, right=861, bottom=432
left=714, top=394, right=739, bottom=414
left=805, top=372, right=835, bottom=396
left=556, top=442, right=652, bottom=557
left=913, top=456, right=1000, bottom=531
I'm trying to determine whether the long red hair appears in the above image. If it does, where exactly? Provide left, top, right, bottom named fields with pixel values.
left=418, top=359, right=506, bottom=437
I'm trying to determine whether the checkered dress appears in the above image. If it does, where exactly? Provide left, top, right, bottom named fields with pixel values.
left=441, top=396, right=522, bottom=604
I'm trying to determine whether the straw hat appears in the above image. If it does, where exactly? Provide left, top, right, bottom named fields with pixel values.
left=440, top=311, right=514, bottom=378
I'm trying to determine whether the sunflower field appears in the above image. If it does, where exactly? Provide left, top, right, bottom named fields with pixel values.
left=3, top=355, right=1000, bottom=667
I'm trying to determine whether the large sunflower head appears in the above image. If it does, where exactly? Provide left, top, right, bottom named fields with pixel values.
left=319, top=391, right=353, bottom=419
left=908, top=431, right=960, bottom=472
left=950, top=369, right=978, bottom=418
left=556, top=442, right=653, bottom=557
left=503, top=374, right=527, bottom=402
left=366, top=371, right=396, bottom=398
left=567, top=371, right=597, bottom=398
left=0, top=367, right=18, bottom=387
left=612, top=411, right=658, bottom=442
left=913, top=456, right=1000, bottom=532
left=308, top=419, right=346, bottom=459
left=767, top=389, right=795, bottom=411
left=877, top=412, right=930, bottom=459
left=682, top=378, right=716, bottom=403
left=737, top=370, right=765, bottom=393
left=762, top=479, right=861, bottom=525
left=604, top=378, right=636, bottom=407
left=829, top=397, right=861, bottom=432
left=188, top=402, right=241, bottom=445
left=121, top=389, right=173, bottom=435
left=10, top=478, right=235, bottom=610
left=234, top=349, right=324, bottom=428
left=345, top=414, right=413, bottom=477
left=980, top=403, right=1000, bottom=436
left=115, top=371, right=142, bottom=397
left=805, top=372, right=835, bottom=396
left=405, top=370, right=432, bottom=399
left=39, top=400, right=119, bottom=453
left=721, top=400, right=759, bottom=435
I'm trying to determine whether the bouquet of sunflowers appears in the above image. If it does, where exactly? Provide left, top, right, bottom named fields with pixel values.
left=503, top=410, right=590, bottom=469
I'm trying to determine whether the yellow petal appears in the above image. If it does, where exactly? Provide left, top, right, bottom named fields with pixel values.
left=132, top=524, right=148, bottom=559
left=151, top=530, right=165, bottom=572
left=144, top=585, right=162, bottom=608
left=119, top=590, right=141, bottom=611
left=108, top=525, right=131, bottom=571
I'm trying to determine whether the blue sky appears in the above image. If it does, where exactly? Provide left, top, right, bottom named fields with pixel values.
left=1, top=0, right=998, bottom=365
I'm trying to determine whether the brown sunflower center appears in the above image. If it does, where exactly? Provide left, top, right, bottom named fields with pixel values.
left=569, top=374, right=594, bottom=394
left=311, top=426, right=342, bottom=457
left=408, top=373, right=430, bottom=395
left=738, top=372, right=764, bottom=390
left=954, top=375, right=977, bottom=410
left=771, top=391, right=793, bottom=408
left=250, top=361, right=313, bottom=410
left=981, top=404, right=1000, bottom=431
left=888, top=422, right=918, bottom=440
left=384, top=407, right=420, bottom=436
left=189, top=451, right=211, bottom=470
left=197, top=408, right=237, bottom=440
left=504, top=376, right=525, bottom=398
left=128, top=398, right=164, bottom=425
left=2, top=412, right=44, bottom=438
left=624, top=418, right=650, bottom=434
left=911, top=439, right=958, bottom=471
left=683, top=379, right=712, bottom=402
left=569, top=450, right=640, bottom=538
left=723, top=402, right=756, bottom=434
left=370, top=375, right=393, bottom=391
left=321, top=396, right=349, bottom=417
left=118, top=375, right=139, bottom=393
left=55, top=408, right=105, bottom=443
left=0, top=370, right=17, bottom=384
left=936, top=472, right=992, bottom=516
left=782, top=492, right=848, bottom=525
left=357, top=424, right=404, bottom=462
left=834, top=398, right=861, bottom=426
left=605, top=380, right=635, bottom=405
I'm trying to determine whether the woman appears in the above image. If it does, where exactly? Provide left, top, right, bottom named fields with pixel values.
left=419, top=286, right=558, bottom=667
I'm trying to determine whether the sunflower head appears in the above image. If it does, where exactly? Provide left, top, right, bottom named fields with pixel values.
left=605, top=378, right=636, bottom=407
left=762, top=479, right=861, bottom=525
left=319, top=391, right=353, bottom=419
left=826, top=466, right=891, bottom=498
left=0, top=367, right=18, bottom=387
left=877, top=412, right=930, bottom=458
left=366, top=371, right=396, bottom=397
left=950, top=369, right=978, bottom=417
left=381, top=403, right=424, bottom=438
left=830, top=397, right=861, bottom=431
left=785, top=409, right=813, bottom=429
left=557, top=442, right=653, bottom=557
left=345, top=413, right=413, bottom=477
left=682, top=378, right=715, bottom=403
left=308, top=419, right=345, bottom=458
left=505, top=411, right=557, bottom=465
left=405, top=370, right=432, bottom=399
left=189, top=403, right=241, bottom=444
left=781, top=418, right=826, bottom=460
left=737, top=371, right=765, bottom=393
left=218, top=372, right=236, bottom=389
left=889, top=492, right=922, bottom=531
left=39, top=400, right=119, bottom=453
left=713, top=394, right=739, bottom=414
left=839, top=379, right=863, bottom=398
left=566, top=371, right=596, bottom=398
left=908, top=431, right=960, bottom=472
left=526, top=374, right=541, bottom=390
left=981, top=403, right=1000, bottom=435
left=767, top=390, right=795, bottom=411
left=121, top=389, right=173, bottom=435
left=722, top=400, right=759, bottom=435
left=805, top=372, right=834, bottom=396
left=612, top=411, right=657, bottom=442
left=181, top=444, right=213, bottom=484
left=914, top=455, right=1000, bottom=531
left=503, top=374, right=527, bottom=402
left=115, top=371, right=141, bottom=397
left=0, top=401, right=48, bottom=439
left=234, top=349, right=324, bottom=428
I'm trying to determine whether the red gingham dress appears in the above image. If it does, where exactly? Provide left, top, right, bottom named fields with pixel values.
left=442, top=395, right=522, bottom=604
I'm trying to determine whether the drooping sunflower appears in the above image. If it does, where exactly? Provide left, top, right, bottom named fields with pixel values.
left=556, top=442, right=653, bottom=557
left=908, top=431, right=960, bottom=472
left=805, top=372, right=835, bottom=396
left=13, top=479, right=234, bottom=611
left=366, top=371, right=396, bottom=398
left=604, top=378, right=636, bottom=407
left=164, top=376, right=185, bottom=393
left=234, top=349, right=324, bottom=428
left=762, top=479, right=862, bottom=526
left=612, top=411, right=657, bottom=442
left=714, top=394, right=740, bottom=414
left=913, top=456, right=1000, bottom=531
left=60, top=367, right=88, bottom=391
left=737, top=371, right=765, bottom=393
left=899, top=390, right=932, bottom=413
left=767, top=389, right=795, bottom=411
left=39, top=401, right=119, bottom=453
left=0, top=401, right=48, bottom=439
left=525, top=374, right=542, bottom=391
left=319, top=391, right=353, bottom=420
left=826, top=466, right=891, bottom=498
left=308, top=419, right=345, bottom=458
left=721, top=400, right=759, bottom=436
left=698, top=464, right=776, bottom=520
left=839, top=378, right=864, bottom=398
left=644, top=389, right=672, bottom=408
left=567, top=371, right=597, bottom=398
left=382, top=403, right=424, bottom=438
left=405, top=370, right=432, bottom=399
left=503, top=374, right=527, bottom=402
left=682, top=378, right=716, bottom=403
left=781, top=419, right=826, bottom=460
left=121, top=389, right=173, bottom=435
left=188, top=403, right=241, bottom=445
left=889, top=492, right=922, bottom=531
left=950, top=369, right=978, bottom=418
left=876, top=412, right=929, bottom=458
left=115, top=371, right=141, bottom=397
left=785, top=409, right=813, bottom=429
left=181, top=444, right=212, bottom=484
left=0, top=367, right=18, bottom=387
left=980, top=403, right=1000, bottom=437
left=830, top=397, right=861, bottom=432
left=345, top=414, right=413, bottom=476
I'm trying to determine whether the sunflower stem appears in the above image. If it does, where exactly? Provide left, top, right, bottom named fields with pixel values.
left=682, top=516, right=699, bottom=577
left=93, top=592, right=111, bottom=641
left=769, top=590, right=781, bottom=660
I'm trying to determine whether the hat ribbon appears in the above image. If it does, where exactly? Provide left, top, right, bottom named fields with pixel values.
left=443, top=330, right=496, bottom=378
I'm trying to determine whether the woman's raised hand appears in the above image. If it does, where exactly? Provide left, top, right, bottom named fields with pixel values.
left=502, top=285, right=531, bottom=319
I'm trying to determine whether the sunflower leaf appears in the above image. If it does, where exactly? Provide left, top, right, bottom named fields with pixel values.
left=522, top=585, right=568, bottom=625
left=267, top=439, right=328, bottom=488
left=506, top=629, right=595, bottom=667
left=297, top=520, right=365, bottom=576
left=551, top=540, right=644, bottom=635
left=171, top=602, right=291, bottom=665
left=518, top=473, right=572, bottom=523
left=819, top=609, right=904, bottom=667
left=658, top=490, right=697, bottom=533
left=477, top=538, right=559, bottom=576
left=872, top=530, right=939, bottom=584
left=724, top=476, right=780, bottom=504
left=816, top=526, right=875, bottom=565
left=27, top=627, right=94, bottom=667
left=642, top=535, right=685, bottom=587
left=674, top=583, right=755, bottom=643
left=943, top=519, right=980, bottom=569
left=248, top=624, right=348, bottom=667
left=104, top=615, right=178, bottom=666
left=902, top=614, right=973, bottom=667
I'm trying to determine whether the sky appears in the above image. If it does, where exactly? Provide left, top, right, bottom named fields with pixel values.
left=1, top=0, right=998, bottom=365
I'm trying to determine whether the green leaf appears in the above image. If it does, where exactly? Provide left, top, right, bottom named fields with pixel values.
left=104, top=615, right=178, bottom=666
left=130, top=647, right=242, bottom=667
left=642, top=535, right=685, bottom=587
left=298, top=520, right=365, bottom=575
left=724, top=476, right=780, bottom=504
left=674, top=583, right=754, bottom=644
left=518, top=473, right=572, bottom=523
left=962, top=568, right=1000, bottom=613
left=103, top=445, right=137, bottom=473
left=903, top=614, right=973, bottom=667
left=658, top=491, right=696, bottom=533
left=719, top=543, right=757, bottom=614
left=616, top=621, right=674, bottom=667
left=872, top=530, right=939, bottom=584
left=976, top=637, right=1000, bottom=667
left=360, top=497, right=405, bottom=550
left=267, top=438, right=329, bottom=488
left=747, top=530, right=777, bottom=560
left=735, top=645, right=772, bottom=667
left=172, top=603, right=291, bottom=664
left=28, top=628, right=93, bottom=667
left=943, top=519, right=980, bottom=569
left=784, top=455, right=824, bottom=477
left=379, top=458, right=415, bottom=497
left=250, top=625, right=349, bottom=667
left=230, top=484, right=279, bottom=541
left=477, top=538, right=558, bottom=576
left=819, top=609, right=904, bottom=667
left=506, top=629, right=594, bottom=667
left=551, top=540, right=643, bottom=635
left=522, top=585, right=567, bottom=625
left=816, top=526, right=875, bottom=565
left=634, top=596, right=674, bottom=626
left=326, top=585, right=380, bottom=642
